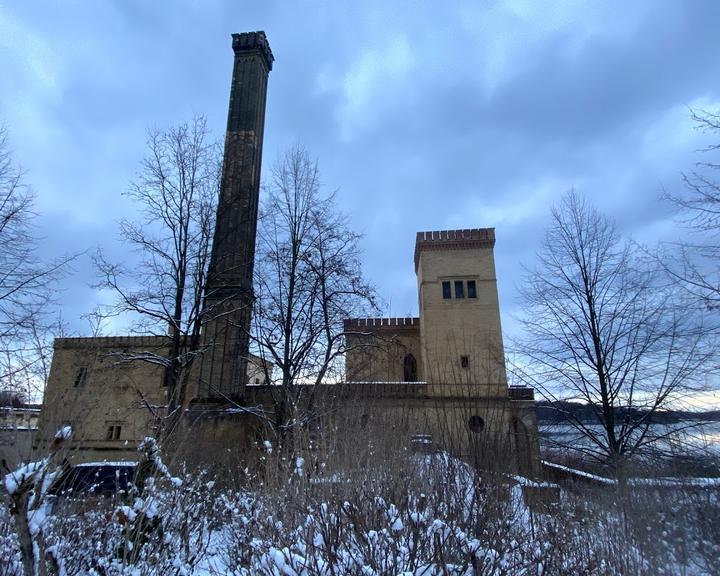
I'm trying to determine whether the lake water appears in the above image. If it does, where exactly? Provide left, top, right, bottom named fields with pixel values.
left=539, top=421, right=720, bottom=458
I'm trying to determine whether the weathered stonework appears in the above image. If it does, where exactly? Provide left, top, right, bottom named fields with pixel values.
left=28, top=33, right=540, bottom=478
left=198, top=31, right=273, bottom=400
left=34, top=335, right=269, bottom=464
left=344, top=228, right=540, bottom=475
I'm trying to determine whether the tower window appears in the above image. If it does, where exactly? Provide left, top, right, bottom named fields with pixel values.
left=454, top=280, right=464, bottom=299
left=73, top=367, right=87, bottom=387
left=460, top=355, right=469, bottom=368
left=467, top=280, right=477, bottom=299
left=442, top=281, right=451, bottom=299
left=403, top=353, right=418, bottom=382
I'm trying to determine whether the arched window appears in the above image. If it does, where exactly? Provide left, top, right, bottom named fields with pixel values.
left=468, top=415, right=485, bottom=433
left=403, top=353, right=418, bottom=382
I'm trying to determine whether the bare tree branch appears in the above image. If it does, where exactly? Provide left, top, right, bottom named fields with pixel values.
left=251, top=146, right=378, bottom=439
left=93, top=116, right=221, bottom=437
left=512, top=191, right=714, bottom=472
left=0, top=125, right=75, bottom=401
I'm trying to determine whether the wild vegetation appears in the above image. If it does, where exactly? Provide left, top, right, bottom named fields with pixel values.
left=2, top=429, right=719, bottom=575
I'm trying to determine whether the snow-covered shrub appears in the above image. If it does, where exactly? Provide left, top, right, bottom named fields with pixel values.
left=42, top=438, right=218, bottom=575
left=218, top=452, right=556, bottom=575
left=3, top=432, right=718, bottom=575
left=2, top=426, right=72, bottom=576
left=38, top=469, right=219, bottom=575
left=0, top=505, right=22, bottom=576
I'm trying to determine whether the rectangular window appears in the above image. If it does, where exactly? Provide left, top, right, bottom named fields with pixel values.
left=454, top=280, right=464, bottom=299
left=460, top=355, right=469, bottom=368
left=73, top=367, right=87, bottom=387
left=467, top=280, right=477, bottom=299
left=106, top=425, right=122, bottom=440
left=442, top=281, right=451, bottom=299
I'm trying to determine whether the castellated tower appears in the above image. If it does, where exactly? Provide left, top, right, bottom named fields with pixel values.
left=344, top=228, right=510, bottom=396
left=414, top=229, right=507, bottom=396
left=198, top=32, right=273, bottom=399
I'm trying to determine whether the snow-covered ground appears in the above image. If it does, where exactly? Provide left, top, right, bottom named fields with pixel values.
left=2, top=442, right=718, bottom=575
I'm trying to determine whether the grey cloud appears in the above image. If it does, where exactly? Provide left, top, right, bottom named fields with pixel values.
left=1, top=0, right=719, bottom=334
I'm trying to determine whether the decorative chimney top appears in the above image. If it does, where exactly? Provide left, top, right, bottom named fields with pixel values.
left=231, top=31, right=274, bottom=71
left=414, top=228, right=495, bottom=270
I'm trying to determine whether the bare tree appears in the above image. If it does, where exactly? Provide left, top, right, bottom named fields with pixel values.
left=663, top=108, right=720, bottom=310
left=251, top=146, right=378, bottom=438
left=0, top=126, right=73, bottom=401
left=94, top=116, right=220, bottom=435
left=513, top=191, right=713, bottom=473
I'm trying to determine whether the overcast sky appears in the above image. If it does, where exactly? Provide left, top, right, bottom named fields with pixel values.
left=2, top=1, right=720, bottom=347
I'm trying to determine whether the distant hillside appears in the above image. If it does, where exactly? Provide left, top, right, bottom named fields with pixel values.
left=536, top=400, right=720, bottom=425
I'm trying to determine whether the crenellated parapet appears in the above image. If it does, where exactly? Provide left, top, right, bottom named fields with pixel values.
left=344, top=317, right=420, bottom=332
left=414, top=228, right=495, bottom=271
left=53, top=335, right=169, bottom=350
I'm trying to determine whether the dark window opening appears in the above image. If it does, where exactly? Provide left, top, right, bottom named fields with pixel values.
left=454, top=280, right=464, bottom=299
left=468, top=415, right=485, bottom=433
left=403, top=353, right=418, bottom=382
left=442, top=281, right=451, bottom=299
left=73, top=367, right=87, bottom=387
left=106, top=425, right=121, bottom=440
left=467, top=280, right=477, bottom=298
left=460, top=355, right=469, bottom=368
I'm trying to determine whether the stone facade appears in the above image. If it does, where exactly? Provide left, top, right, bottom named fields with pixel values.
left=34, top=336, right=269, bottom=464
left=0, top=405, right=40, bottom=470
left=344, top=228, right=540, bottom=475
left=27, top=31, right=540, bottom=477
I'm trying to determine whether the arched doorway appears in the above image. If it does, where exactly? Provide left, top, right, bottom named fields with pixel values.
left=403, top=353, right=418, bottom=382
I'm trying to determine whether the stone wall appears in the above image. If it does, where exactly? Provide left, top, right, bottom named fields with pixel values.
left=35, top=336, right=169, bottom=464
left=344, top=318, right=422, bottom=383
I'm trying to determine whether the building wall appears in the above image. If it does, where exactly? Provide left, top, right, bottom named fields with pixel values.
left=0, top=406, right=40, bottom=469
left=36, top=336, right=270, bottom=464
left=415, top=231, right=507, bottom=396
left=172, top=384, right=540, bottom=478
left=36, top=337, right=168, bottom=464
left=344, top=318, right=422, bottom=383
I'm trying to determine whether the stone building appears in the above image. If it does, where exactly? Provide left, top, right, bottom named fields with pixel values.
left=30, top=30, right=540, bottom=476
left=34, top=336, right=270, bottom=464
left=0, top=403, right=40, bottom=470
left=343, top=228, right=539, bottom=474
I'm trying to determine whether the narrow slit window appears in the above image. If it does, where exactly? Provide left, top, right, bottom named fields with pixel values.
left=442, top=281, right=451, bottom=299
left=467, top=280, right=477, bottom=299
left=454, top=280, right=464, bottom=299
left=460, top=355, right=469, bottom=368
left=73, top=367, right=87, bottom=387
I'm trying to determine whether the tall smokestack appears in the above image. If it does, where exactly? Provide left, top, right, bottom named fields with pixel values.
left=199, top=31, right=273, bottom=399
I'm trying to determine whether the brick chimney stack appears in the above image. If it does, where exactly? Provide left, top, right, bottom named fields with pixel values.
left=198, top=32, right=273, bottom=399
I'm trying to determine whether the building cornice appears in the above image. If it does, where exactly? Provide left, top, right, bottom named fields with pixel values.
left=232, top=31, right=274, bottom=71
left=414, top=228, right=495, bottom=271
